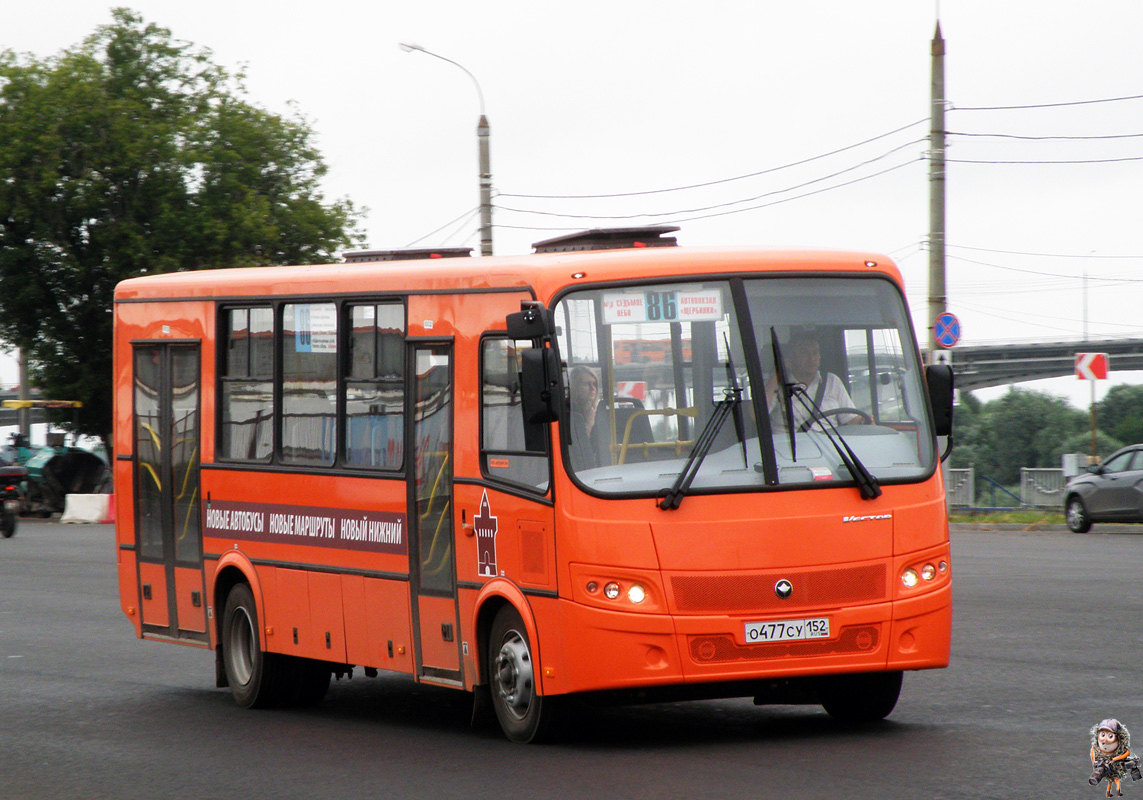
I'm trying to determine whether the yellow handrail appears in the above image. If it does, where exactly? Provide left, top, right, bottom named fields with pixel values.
left=617, top=406, right=699, bottom=465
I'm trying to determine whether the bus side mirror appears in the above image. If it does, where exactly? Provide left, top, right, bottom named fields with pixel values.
left=506, top=302, right=554, bottom=341
left=925, top=364, right=954, bottom=437
left=519, top=347, right=560, bottom=451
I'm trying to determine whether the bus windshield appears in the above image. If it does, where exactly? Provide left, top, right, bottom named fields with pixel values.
left=554, top=275, right=935, bottom=496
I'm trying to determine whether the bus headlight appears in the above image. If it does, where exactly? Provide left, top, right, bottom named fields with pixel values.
left=921, top=564, right=936, bottom=581
left=900, top=568, right=919, bottom=588
left=604, top=582, right=621, bottom=600
left=627, top=584, right=646, bottom=604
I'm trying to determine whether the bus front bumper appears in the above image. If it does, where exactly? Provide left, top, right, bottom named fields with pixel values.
left=546, top=584, right=950, bottom=696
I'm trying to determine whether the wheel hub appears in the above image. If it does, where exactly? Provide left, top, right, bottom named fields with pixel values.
left=493, top=632, right=533, bottom=720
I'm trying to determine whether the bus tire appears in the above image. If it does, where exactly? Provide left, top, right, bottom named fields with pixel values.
left=221, top=582, right=287, bottom=708
left=820, top=670, right=902, bottom=722
left=288, top=658, right=332, bottom=707
left=488, top=605, right=558, bottom=743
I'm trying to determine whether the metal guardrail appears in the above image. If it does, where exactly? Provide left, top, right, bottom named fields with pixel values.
left=1020, top=468, right=1067, bottom=508
left=946, top=466, right=1068, bottom=509
left=946, top=467, right=975, bottom=508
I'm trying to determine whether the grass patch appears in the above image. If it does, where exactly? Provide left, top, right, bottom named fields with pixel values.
left=948, top=509, right=1064, bottom=525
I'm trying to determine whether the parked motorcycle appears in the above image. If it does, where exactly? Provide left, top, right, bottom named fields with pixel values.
left=0, top=465, right=28, bottom=538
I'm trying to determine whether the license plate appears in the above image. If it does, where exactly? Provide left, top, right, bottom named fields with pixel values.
left=744, top=617, right=830, bottom=643
left=4, top=500, right=19, bottom=512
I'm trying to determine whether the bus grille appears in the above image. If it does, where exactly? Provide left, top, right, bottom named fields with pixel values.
left=670, top=564, right=886, bottom=613
left=688, top=624, right=881, bottom=663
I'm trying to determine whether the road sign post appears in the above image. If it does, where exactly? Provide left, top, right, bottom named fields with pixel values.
left=1075, top=352, right=1109, bottom=459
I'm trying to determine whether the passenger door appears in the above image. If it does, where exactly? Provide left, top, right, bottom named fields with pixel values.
left=408, top=343, right=462, bottom=684
left=132, top=343, right=207, bottom=641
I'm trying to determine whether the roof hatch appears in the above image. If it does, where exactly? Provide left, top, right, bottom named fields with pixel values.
left=531, top=226, right=679, bottom=254
left=343, top=248, right=473, bottom=263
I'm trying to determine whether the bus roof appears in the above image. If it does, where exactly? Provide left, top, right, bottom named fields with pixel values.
left=113, top=247, right=900, bottom=304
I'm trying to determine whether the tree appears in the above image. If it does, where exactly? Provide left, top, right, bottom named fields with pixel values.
left=0, top=9, right=363, bottom=445
left=1095, top=384, right=1143, bottom=446
left=951, top=387, right=1087, bottom=485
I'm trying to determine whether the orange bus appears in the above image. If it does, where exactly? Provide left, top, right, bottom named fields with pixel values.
left=114, top=226, right=954, bottom=742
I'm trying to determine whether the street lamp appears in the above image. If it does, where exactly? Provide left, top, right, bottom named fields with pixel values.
left=399, top=43, right=493, bottom=256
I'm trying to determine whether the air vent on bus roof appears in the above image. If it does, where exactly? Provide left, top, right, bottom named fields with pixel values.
left=342, top=248, right=473, bottom=263
left=531, top=226, right=680, bottom=254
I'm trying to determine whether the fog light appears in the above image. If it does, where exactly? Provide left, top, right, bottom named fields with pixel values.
left=604, top=582, right=621, bottom=600
left=901, top=569, right=919, bottom=588
left=627, top=584, right=646, bottom=604
left=921, top=564, right=936, bottom=581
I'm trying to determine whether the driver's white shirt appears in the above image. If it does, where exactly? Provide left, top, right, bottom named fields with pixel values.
left=774, top=371, right=858, bottom=430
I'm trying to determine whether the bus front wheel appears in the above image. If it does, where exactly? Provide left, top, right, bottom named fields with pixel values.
left=820, top=670, right=902, bottom=722
left=488, top=605, right=558, bottom=743
left=221, top=583, right=288, bottom=708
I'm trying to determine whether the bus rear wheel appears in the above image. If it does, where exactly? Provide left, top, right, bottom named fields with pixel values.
left=820, top=670, right=902, bottom=722
left=488, top=605, right=558, bottom=743
left=221, top=583, right=289, bottom=708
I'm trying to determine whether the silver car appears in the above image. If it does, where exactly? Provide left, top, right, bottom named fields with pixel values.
left=1064, top=445, right=1143, bottom=532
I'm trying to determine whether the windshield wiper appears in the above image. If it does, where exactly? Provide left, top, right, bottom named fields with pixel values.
left=789, top=387, right=882, bottom=501
left=769, top=327, right=797, bottom=461
left=724, top=333, right=748, bottom=470
left=658, top=383, right=741, bottom=511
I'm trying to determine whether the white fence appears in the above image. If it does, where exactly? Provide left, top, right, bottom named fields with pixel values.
left=945, top=466, right=1068, bottom=509
left=945, top=467, right=975, bottom=508
left=1020, top=468, right=1068, bottom=509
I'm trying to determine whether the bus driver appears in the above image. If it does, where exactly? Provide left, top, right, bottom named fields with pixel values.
left=768, top=329, right=866, bottom=430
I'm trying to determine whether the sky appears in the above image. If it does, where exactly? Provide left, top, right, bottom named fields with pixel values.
left=4, top=0, right=1143, bottom=410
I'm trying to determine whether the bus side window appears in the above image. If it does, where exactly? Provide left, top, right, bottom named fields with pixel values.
left=480, top=338, right=550, bottom=492
left=281, top=303, right=338, bottom=466
left=220, top=306, right=274, bottom=461
left=345, top=303, right=405, bottom=468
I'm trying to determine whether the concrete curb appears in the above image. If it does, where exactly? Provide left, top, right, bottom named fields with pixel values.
left=950, top=521, right=1142, bottom=533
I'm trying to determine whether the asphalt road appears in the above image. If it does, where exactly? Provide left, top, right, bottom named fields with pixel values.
left=1, top=519, right=1141, bottom=799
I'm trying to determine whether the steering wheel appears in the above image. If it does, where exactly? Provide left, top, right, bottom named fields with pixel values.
left=799, top=407, right=874, bottom=432
left=819, top=407, right=873, bottom=424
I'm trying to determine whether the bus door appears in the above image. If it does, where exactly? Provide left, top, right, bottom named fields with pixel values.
left=408, top=343, right=462, bottom=683
left=132, top=342, right=207, bottom=642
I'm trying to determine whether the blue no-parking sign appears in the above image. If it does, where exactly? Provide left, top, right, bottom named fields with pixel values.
left=934, top=312, right=960, bottom=348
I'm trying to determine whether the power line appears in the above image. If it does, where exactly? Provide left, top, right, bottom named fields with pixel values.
left=948, top=155, right=1143, bottom=165
left=946, top=253, right=1143, bottom=282
left=948, top=130, right=1143, bottom=141
left=494, top=158, right=921, bottom=231
left=497, top=118, right=928, bottom=200
left=948, top=244, right=1143, bottom=260
left=495, top=139, right=926, bottom=222
left=403, top=205, right=480, bottom=248
left=952, top=92, right=1143, bottom=111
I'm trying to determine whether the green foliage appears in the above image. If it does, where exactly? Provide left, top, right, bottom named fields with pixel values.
left=0, top=9, right=364, bottom=441
left=1095, top=384, right=1143, bottom=446
left=951, top=387, right=1087, bottom=484
left=1051, top=430, right=1122, bottom=464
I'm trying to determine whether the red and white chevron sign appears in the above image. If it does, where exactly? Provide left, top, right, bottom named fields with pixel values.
left=1075, top=352, right=1109, bottom=381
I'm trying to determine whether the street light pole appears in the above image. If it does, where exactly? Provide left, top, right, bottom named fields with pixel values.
left=399, top=43, right=493, bottom=256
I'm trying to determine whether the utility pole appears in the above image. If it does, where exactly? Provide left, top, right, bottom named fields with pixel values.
left=478, top=114, right=492, bottom=256
left=928, top=21, right=947, bottom=364
left=400, top=43, right=493, bottom=256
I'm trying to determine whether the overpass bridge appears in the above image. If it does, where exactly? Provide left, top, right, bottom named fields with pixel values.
left=931, top=337, right=1143, bottom=392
